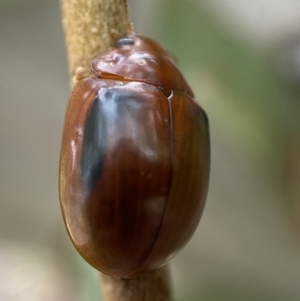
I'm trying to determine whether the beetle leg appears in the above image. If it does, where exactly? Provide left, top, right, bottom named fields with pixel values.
left=74, top=66, right=89, bottom=83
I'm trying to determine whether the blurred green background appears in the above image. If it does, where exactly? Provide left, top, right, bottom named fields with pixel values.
left=1, top=0, right=300, bottom=300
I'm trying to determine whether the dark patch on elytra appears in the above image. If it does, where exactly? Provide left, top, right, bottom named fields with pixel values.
left=80, top=87, right=145, bottom=194
left=81, top=93, right=107, bottom=194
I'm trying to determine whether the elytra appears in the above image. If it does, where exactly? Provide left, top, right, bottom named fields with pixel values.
left=59, top=34, right=210, bottom=278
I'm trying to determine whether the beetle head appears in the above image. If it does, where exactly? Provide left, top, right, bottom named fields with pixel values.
left=91, top=34, right=193, bottom=97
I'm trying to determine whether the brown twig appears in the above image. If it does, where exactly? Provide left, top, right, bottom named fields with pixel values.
left=59, top=0, right=173, bottom=300
left=100, top=265, right=173, bottom=301
left=60, top=0, right=129, bottom=85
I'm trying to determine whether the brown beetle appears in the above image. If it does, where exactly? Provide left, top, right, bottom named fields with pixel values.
left=59, top=34, right=210, bottom=278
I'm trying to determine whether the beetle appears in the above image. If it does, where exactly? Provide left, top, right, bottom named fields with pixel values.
left=59, top=33, right=210, bottom=279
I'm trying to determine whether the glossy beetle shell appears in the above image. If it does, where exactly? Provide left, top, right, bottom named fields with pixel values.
left=59, top=34, right=210, bottom=278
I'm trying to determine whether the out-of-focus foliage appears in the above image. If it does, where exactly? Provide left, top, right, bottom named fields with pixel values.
left=158, top=0, right=300, bottom=172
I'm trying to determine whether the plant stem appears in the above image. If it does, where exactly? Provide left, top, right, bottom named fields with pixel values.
left=60, top=0, right=128, bottom=85
left=60, top=1, right=174, bottom=300
left=100, top=265, right=173, bottom=301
